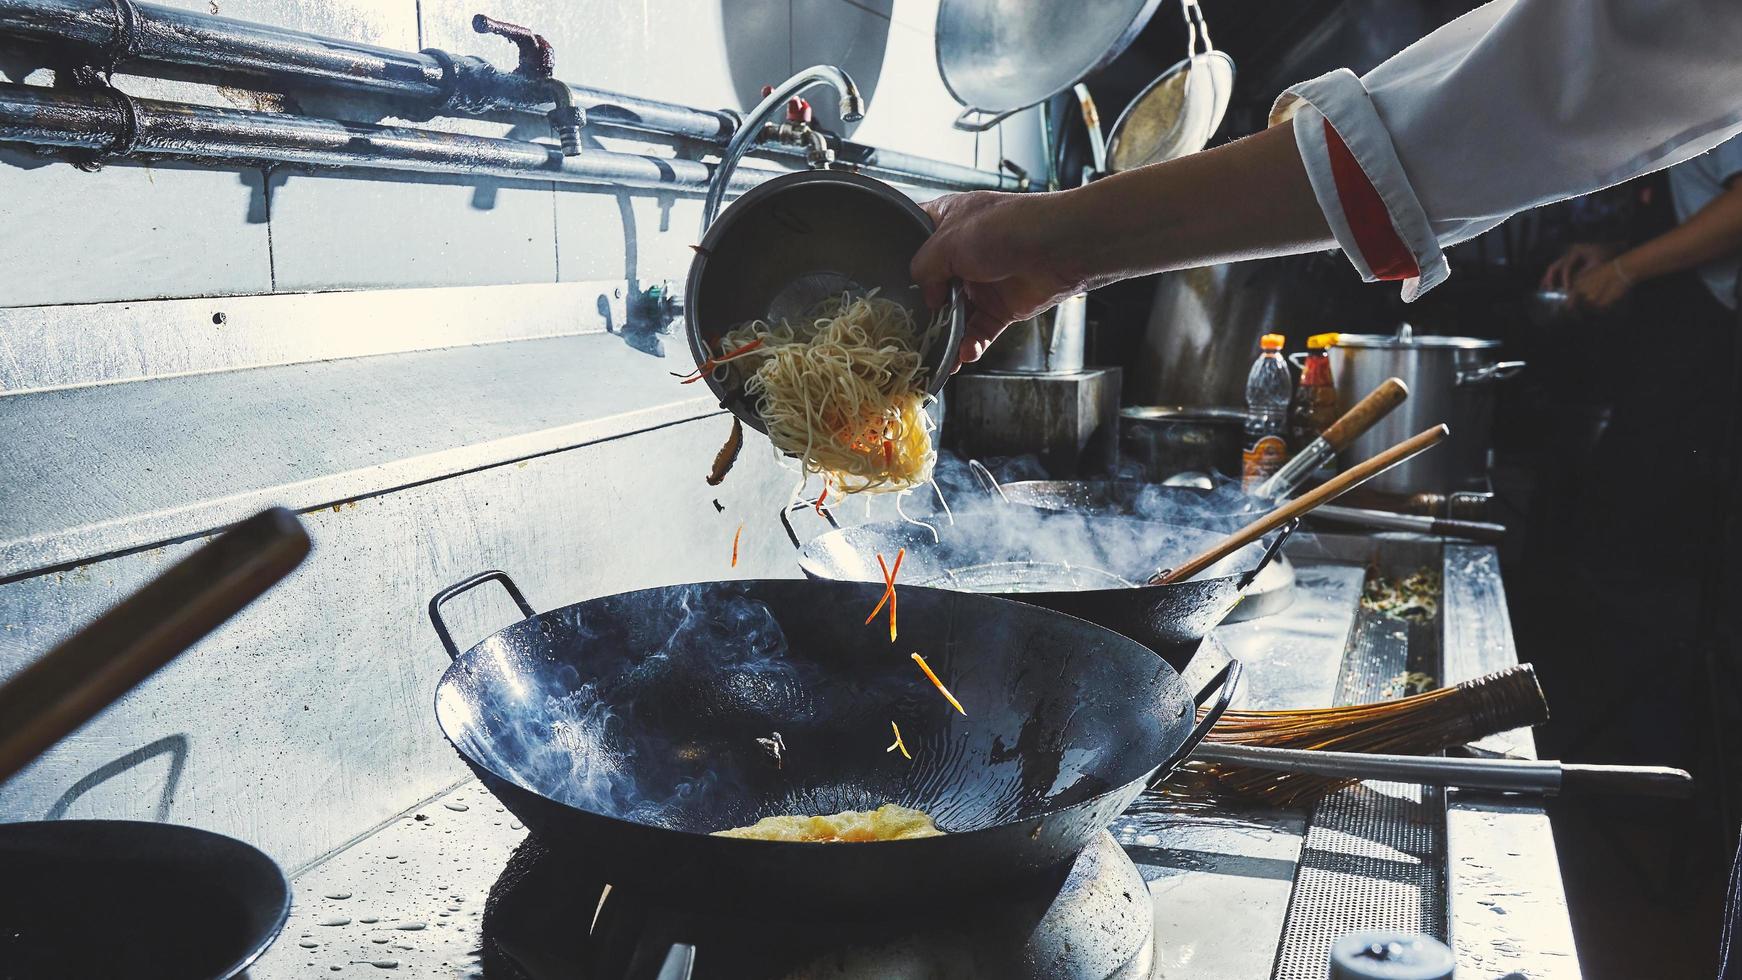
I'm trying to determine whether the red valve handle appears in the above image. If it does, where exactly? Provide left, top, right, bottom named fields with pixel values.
left=759, top=84, right=813, bottom=124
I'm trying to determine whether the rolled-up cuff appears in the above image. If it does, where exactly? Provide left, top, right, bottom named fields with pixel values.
left=1273, top=69, right=1449, bottom=302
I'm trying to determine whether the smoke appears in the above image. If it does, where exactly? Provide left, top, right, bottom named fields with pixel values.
left=809, top=452, right=1268, bottom=590
left=439, top=585, right=816, bottom=832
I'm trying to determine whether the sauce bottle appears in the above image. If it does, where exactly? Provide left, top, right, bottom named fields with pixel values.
left=1289, top=332, right=1341, bottom=479
left=1242, top=333, right=1293, bottom=492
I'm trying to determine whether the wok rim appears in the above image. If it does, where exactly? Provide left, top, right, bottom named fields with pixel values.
left=430, top=579, right=1192, bottom=852
left=793, top=511, right=1269, bottom=592
left=0, top=818, right=292, bottom=980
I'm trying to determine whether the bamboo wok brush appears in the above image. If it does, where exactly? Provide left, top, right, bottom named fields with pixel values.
left=1191, top=663, right=1549, bottom=806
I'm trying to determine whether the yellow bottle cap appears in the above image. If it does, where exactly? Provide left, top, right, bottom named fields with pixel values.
left=1307, top=332, right=1340, bottom=349
left=1260, top=333, right=1286, bottom=350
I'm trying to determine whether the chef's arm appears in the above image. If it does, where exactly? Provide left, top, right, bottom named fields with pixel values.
left=1277, top=0, right=1742, bottom=301
left=1614, top=180, right=1742, bottom=285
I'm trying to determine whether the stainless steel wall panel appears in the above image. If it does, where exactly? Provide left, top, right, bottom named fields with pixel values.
left=0, top=282, right=627, bottom=394
left=266, top=170, right=559, bottom=292
left=0, top=415, right=800, bottom=870
left=415, top=0, right=791, bottom=115
left=798, top=2, right=974, bottom=167
left=0, top=149, right=273, bottom=307
left=0, top=331, right=730, bottom=578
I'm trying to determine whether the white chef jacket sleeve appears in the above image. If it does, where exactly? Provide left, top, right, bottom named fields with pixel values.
left=1271, top=0, right=1742, bottom=301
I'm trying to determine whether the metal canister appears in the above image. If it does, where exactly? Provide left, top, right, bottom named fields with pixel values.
left=1328, top=932, right=1454, bottom=980
left=969, top=295, right=1088, bottom=374
left=1118, top=406, right=1246, bottom=482
left=1330, top=325, right=1524, bottom=495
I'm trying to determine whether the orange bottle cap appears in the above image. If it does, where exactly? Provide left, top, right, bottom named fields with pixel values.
left=1260, top=333, right=1286, bottom=350
left=1307, top=332, right=1340, bottom=349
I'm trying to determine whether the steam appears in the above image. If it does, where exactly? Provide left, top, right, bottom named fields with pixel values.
left=807, top=452, right=1267, bottom=591
left=441, top=585, right=812, bottom=831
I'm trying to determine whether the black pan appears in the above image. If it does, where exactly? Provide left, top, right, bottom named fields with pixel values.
left=0, top=820, right=290, bottom=980
left=787, top=505, right=1291, bottom=670
left=428, top=572, right=1238, bottom=911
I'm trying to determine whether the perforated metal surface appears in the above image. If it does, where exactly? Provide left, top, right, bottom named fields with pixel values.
left=1270, top=607, right=1448, bottom=979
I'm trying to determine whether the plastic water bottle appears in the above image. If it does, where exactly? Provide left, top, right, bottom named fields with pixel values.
left=1242, top=333, right=1293, bottom=492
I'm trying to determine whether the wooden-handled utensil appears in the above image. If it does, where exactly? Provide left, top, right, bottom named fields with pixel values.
left=0, top=507, right=310, bottom=784
left=1253, top=377, right=1409, bottom=499
left=1192, top=742, right=1693, bottom=798
left=1152, top=424, right=1449, bottom=585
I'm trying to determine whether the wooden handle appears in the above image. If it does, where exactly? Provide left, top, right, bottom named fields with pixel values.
left=1156, top=425, right=1449, bottom=584
left=1320, top=377, right=1409, bottom=449
left=0, top=508, right=310, bottom=784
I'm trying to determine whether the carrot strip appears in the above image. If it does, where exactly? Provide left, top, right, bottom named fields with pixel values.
left=674, top=339, right=767, bottom=383
left=731, top=523, right=743, bottom=567
left=911, top=652, right=965, bottom=715
left=865, top=553, right=896, bottom=623
left=815, top=484, right=829, bottom=515
left=886, top=720, right=911, bottom=760
left=885, top=548, right=904, bottom=641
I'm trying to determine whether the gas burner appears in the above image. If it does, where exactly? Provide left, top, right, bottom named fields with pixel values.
left=480, top=830, right=1152, bottom=980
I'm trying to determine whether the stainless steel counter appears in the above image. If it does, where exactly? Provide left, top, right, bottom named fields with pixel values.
left=252, top=533, right=1577, bottom=979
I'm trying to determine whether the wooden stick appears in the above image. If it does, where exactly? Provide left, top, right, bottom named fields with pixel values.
left=1155, top=424, right=1449, bottom=585
left=0, top=508, right=309, bottom=784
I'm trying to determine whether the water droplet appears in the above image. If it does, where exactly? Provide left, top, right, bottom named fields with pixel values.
left=395, top=921, right=427, bottom=931
left=318, top=917, right=352, bottom=927
left=359, top=917, right=379, bottom=924
left=371, top=938, right=390, bottom=945
left=356, top=961, right=399, bottom=970
left=443, top=802, right=469, bottom=812
left=325, top=891, right=353, bottom=900
left=509, top=821, right=523, bottom=830
left=299, top=940, right=320, bottom=949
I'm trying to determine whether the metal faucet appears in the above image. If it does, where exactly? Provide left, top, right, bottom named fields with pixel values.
left=700, top=65, right=865, bottom=234
left=472, top=13, right=585, bottom=157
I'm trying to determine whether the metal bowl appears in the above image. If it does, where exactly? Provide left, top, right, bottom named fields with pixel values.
left=684, top=170, right=965, bottom=435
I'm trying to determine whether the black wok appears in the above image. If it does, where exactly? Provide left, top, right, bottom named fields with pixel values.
left=787, top=505, right=1290, bottom=670
left=0, top=820, right=290, bottom=980
left=428, top=572, right=1237, bottom=911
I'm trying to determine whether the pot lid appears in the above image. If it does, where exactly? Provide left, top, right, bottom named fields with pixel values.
left=935, top=0, right=1166, bottom=116
left=1336, top=323, right=1502, bottom=350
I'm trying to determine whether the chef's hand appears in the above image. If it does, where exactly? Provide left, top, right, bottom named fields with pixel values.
left=911, top=126, right=1333, bottom=369
left=1570, top=259, right=1633, bottom=312
left=911, top=192, right=1091, bottom=369
left=1540, top=242, right=1619, bottom=291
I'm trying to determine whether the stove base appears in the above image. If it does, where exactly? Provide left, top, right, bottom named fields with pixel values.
left=482, top=830, right=1152, bottom=980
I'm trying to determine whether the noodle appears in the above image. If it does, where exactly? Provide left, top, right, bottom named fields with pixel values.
left=714, top=292, right=944, bottom=495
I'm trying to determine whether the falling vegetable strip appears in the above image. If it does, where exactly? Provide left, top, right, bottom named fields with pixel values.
left=706, top=418, right=743, bottom=486
left=865, top=556, right=892, bottom=624
left=911, top=652, right=965, bottom=715
left=731, top=523, right=743, bottom=567
left=886, top=721, right=911, bottom=760
left=672, top=338, right=766, bottom=383
left=889, top=588, right=898, bottom=643
left=815, top=484, right=829, bottom=515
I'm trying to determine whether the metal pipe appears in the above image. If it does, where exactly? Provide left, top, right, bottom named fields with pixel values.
left=0, top=83, right=765, bottom=194
left=0, top=0, right=1017, bottom=191
left=701, top=65, right=862, bottom=233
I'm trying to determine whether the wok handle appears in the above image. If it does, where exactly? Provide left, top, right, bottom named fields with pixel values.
left=1235, top=518, right=1299, bottom=590
left=778, top=498, right=841, bottom=550
left=428, top=570, right=537, bottom=660
left=1150, top=659, right=1242, bottom=789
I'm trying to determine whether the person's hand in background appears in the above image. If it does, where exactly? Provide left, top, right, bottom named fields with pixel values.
left=1570, top=258, right=1635, bottom=311
left=1540, top=242, right=1621, bottom=292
